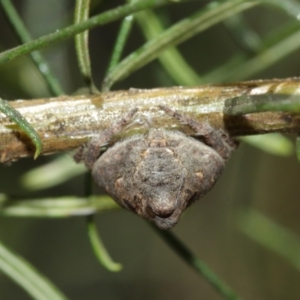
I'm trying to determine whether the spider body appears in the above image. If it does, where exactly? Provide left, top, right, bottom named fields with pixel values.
left=74, top=106, right=236, bottom=229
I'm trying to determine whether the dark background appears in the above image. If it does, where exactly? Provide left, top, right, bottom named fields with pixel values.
left=0, top=1, right=300, bottom=299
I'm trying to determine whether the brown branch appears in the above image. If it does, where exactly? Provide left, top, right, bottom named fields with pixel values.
left=1, top=77, right=300, bottom=163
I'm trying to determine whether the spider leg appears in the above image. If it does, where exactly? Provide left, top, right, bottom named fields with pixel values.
left=74, top=108, right=138, bottom=169
left=159, top=105, right=237, bottom=160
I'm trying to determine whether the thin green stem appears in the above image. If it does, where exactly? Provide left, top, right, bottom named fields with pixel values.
left=21, top=156, right=86, bottom=190
left=0, top=0, right=64, bottom=96
left=86, top=215, right=122, bottom=272
left=223, top=14, right=262, bottom=55
left=135, top=9, right=201, bottom=85
left=203, top=21, right=300, bottom=83
left=222, top=29, right=300, bottom=82
left=0, top=195, right=119, bottom=218
left=71, top=0, right=125, bottom=263
left=102, top=0, right=258, bottom=91
left=237, top=209, right=300, bottom=271
left=0, top=0, right=191, bottom=65
left=241, top=134, right=293, bottom=157
left=0, top=237, right=67, bottom=300
left=106, top=14, right=135, bottom=75
left=74, top=0, right=100, bottom=94
left=152, top=226, right=241, bottom=300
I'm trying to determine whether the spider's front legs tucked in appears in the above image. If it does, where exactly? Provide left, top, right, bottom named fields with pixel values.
left=74, top=108, right=138, bottom=170
left=159, top=105, right=237, bottom=159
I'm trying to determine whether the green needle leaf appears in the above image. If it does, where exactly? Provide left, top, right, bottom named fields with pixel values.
left=74, top=0, right=100, bottom=94
left=0, top=99, right=42, bottom=159
left=0, top=195, right=119, bottom=218
left=224, top=94, right=300, bottom=115
left=0, top=237, right=67, bottom=300
left=86, top=215, right=122, bottom=272
left=0, top=0, right=64, bottom=96
left=102, top=0, right=258, bottom=91
left=152, top=225, right=240, bottom=300
left=237, top=209, right=300, bottom=271
left=106, top=14, right=134, bottom=74
left=0, top=0, right=192, bottom=66
left=242, top=134, right=294, bottom=157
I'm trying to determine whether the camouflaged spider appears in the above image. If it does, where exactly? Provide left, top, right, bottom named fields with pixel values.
left=74, top=106, right=236, bottom=230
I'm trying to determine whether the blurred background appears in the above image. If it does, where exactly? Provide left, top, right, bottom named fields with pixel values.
left=0, top=0, right=300, bottom=299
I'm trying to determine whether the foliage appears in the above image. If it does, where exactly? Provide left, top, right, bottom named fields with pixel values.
left=0, top=0, right=300, bottom=299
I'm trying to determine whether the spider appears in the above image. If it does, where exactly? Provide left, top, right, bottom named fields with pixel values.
left=74, top=106, right=236, bottom=230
